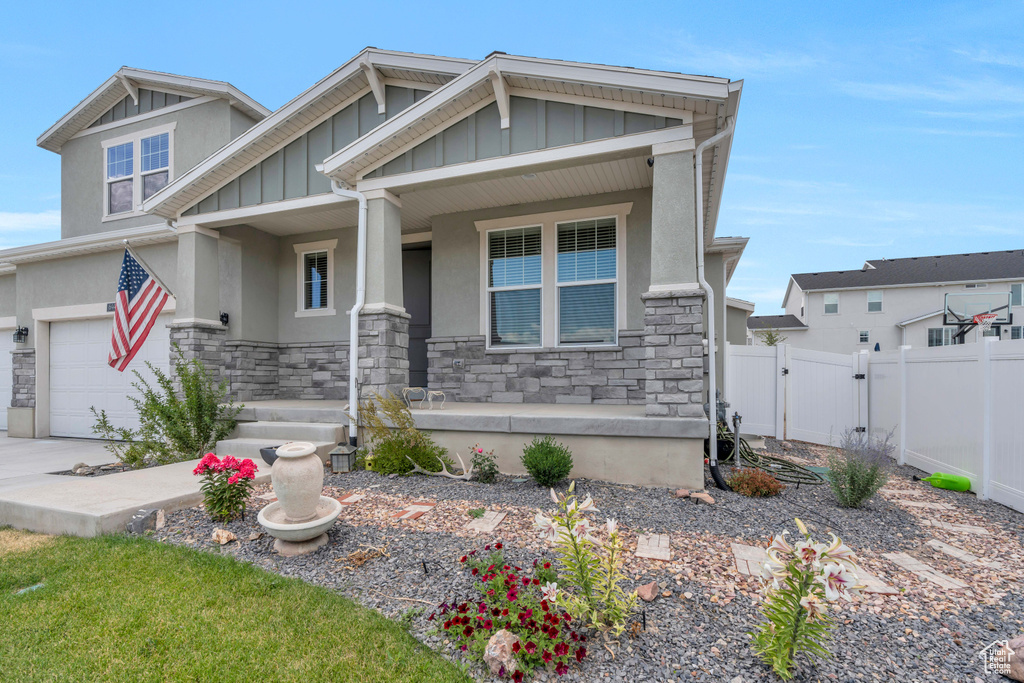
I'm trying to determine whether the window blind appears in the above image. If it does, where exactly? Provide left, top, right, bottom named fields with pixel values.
left=490, top=289, right=541, bottom=346
left=489, top=226, right=542, bottom=287
left=141, top=133, right=169, bottom=172
left=559, top=283, right=615, bottom=344
left=557, top=218, right=616, bottom=283
left=107, top=142, right=133, bottom=179
left=304, top=251, right=328, bottom=310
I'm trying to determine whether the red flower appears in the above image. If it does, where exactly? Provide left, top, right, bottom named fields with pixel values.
left=463, top=626, right=474, bottom=637
left=575, top=646, right=586, bottom=662
left=460, top=555, right=467, bottom=563
left=495, top=542, right=503, bottom=549
left=513, top=671, right=524, bottom=683
left=542, top=650, right=553, bottom=663
left=512, top=642, right=521, bottom=654
left=543, top=561, right=551, bottom=569
left=483, top=619, right=493, bottom=630
left=487, top=589, right=495, bottom=596
left=506, top=588, right=518, bottom=602
left=501, top=609, right=509, bottom=616
left=540, top=600, right=549, bottom=612
left=471, top=568, right=479, bottom=576
left=525, top=641, right=537, bottom=654
left=549, top=627, right=559, bottom=640
left=555, top=662, right=568, bottom=676
left=570, top=631, right=579, bottom=642
left=554, top=642, right=568, bottom=657
left=522, top=577, right=530, bottom=586
left=427, top=613, right=435, bottom=622
left=478, top=602, right=487, bottom=613
left=562, top=613, right=572, bottom=623
left=484, top=544, right=491, bottom=551
left=192, top=453, right=220, bottom=475
left=532, top=578, right=540, bottom=585
left=237, top=459, right=257, bottom=479
left=227, top=473, right=241, bottom=485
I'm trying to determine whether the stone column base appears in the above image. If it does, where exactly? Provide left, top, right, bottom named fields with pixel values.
left=12, top=348, right=36, bottom=409
left=642, top=289, right=706, bottom=418
left=169, top=321, right=227, bottom=384
left=357, top=309, right=410, bottom=400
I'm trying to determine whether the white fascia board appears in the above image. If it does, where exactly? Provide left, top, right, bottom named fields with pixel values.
left=176, top=193, right=353, bottom=228
left=0, top=223, right=175, bottom=266
left=781, top=277, right=798, bottom=310
left=119, top=67, right=271, bottom=118
left=507, top=87, right=694, bottom=123
left=726, top=297, right=755, bottom=312
left=0, top=264, right=15, bottom=275
left=703, top=82, right=743, bottom=244
left=897, top=310, right=944, bottom=327
left=494, top=53, right=731, bottom=89
left=37, top=75, right=121, bottom=150
left=355, top=125, right=693, bottom=194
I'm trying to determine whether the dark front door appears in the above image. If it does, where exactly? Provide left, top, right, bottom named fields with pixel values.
left=402, top=246, right=431, bottom=387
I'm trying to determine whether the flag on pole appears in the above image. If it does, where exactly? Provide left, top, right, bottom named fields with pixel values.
left=108, top=249, right=169, bottom=372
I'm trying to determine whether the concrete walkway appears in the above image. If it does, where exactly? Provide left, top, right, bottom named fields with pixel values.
left=0, top=433, right=272, bottom=537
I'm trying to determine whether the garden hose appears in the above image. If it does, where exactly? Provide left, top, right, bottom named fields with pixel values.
left=706, top=422, right=825, bottom=487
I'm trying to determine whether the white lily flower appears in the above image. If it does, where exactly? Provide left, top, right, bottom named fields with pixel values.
left=533, top=512, right=558, bottom=542
left=606, top=518, right=618, bottom=535
left=822, top=533, right=859, bottom=571
left=550, top=488, right=559, bottom=504
left=821, top=562, right=855, bottom=602
left=577, top=495, right=599, bottom=513
left=794, top=539, right=826, bottom=566
left=571, top=518, right=592, bottom=539
left=568, top=480, right=576, bottom=493
left=541, top=582, right=559, bottom=601
left=800, top=593, right=827, bottom=621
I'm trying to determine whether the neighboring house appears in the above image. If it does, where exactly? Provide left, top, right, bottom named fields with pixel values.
left=725, top=297, right=755, bottom=346
left=748, top=250, right=1024, bottom=354
left=0, top=49, right=745, bottom=487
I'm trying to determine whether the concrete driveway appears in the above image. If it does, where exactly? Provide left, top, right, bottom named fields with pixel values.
left=0, top=433, right=112, bottom=492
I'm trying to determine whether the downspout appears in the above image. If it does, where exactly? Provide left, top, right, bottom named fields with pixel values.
left=693, top=116, right=735, bottom=488
left=319, top=166, right=367, bottom=446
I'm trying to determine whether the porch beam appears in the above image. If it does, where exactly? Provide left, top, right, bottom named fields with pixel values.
left=360, top=58, right=387, bottom=115
left=175, top=193, right=352, bottom=228
left=489, top=69, right=510, bottom=129
left=505, top=87, right=694, bottom=123
left=355, top=125, right=693, bottom=193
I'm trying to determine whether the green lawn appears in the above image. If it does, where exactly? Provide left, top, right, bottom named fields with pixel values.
left=0, top=529, right=470, bottom=683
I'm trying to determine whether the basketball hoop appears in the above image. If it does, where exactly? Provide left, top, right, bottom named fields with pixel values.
left=973, top=312, right=999, bottom=332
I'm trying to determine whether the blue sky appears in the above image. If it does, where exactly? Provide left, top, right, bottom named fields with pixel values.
left=1, top=1, right=1021, bottom=314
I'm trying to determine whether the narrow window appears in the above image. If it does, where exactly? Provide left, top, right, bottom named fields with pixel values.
left=859, top=330, right=869, bottom=343
left=1012, top=326, right=1022, bottom=340
left=141, top=132, right=170, bottom=199
left=867, top=290, right=882, bottom=313
left=965, top=283, right=988, bottom=289
left=488, top=227, right=542, bottom=347
left=556, top=218, right=617, bottom=345
left=303, top=251, right=328, bottom=310
left=1011, top=283, right=1022, bottom=307
left=823, top=292, right=839, bottom=315
left=106, top=141, right=134, bottom=214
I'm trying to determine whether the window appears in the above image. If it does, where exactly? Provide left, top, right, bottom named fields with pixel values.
left=101, top=123, right=174, bottom=219
left=867, top=290, right=883, bottom=313
left=823, top=292, right=839, bottom=315
left=859, top=330, right=869, bottom=343
left=983, top=326, right=1001, bottom=338
left=928, top=328, right=959, bottom=347
left=293, top=239, right=337, bottom=316
left=1012, top=284, right=1022, bottom=307
left=556, top=218, right=616, bottom=345
left=487, top=227, right=542, bottom=347
left=965, top=283, right=988, bottom=289
left=1012, top=326, right=1023, bottom=340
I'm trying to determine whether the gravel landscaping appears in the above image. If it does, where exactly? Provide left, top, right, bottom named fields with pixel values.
left=152, top=439, right=1023, bottom=682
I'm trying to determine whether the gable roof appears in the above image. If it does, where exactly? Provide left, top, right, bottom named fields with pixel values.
left=747, top=314, right=806, bottom=331
left=142, top=49, right=475, bottom=219
left=37, top=67, right=270, bottom=153
left=791, top=249, right=1024, bottom=292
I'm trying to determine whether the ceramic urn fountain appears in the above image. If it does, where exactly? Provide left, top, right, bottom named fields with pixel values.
left=257, top=442, right=342, bottom=556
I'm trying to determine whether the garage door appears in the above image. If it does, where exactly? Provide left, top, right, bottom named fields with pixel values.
left=0, top=332, right=13, bottom=431
left=49, top=315, right=171, bottom=438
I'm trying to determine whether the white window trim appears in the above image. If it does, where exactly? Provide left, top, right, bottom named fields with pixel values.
left=293, top=239, right=337, bottom=317
left=1011, top=283, right=1023, bottom=307
left=858, top=330, right=870, bottom=344
left=475, top=202, right=631, bottom=350
left=101, top=122, right=176, bottom=222
left=823, top=292, right=839, bottom=315
left=866, top=290, right=883, bottom=313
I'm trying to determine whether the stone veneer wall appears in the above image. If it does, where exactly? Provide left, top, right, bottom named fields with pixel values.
left=277, top=341, right=349, bottom=400
left=641, top=290, right=705, bottom=417
left=356, top=311, right=410, bottom=399
left=170, top=322, right=227, bottom=384
left=426, top=330, right=646, bottom=404
left=12, top=349, right=35, bottom=408
left=223, top=340, right=279, bottom=402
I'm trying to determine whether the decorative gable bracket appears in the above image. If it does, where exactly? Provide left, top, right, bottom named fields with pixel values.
left=360, top=58, right=387, bottom=115
left=489, top=69, right=510, bottom=129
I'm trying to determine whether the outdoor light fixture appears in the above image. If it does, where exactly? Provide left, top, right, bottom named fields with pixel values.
left=647, top=157, right=654, bottom=167
left=219, top=312, right=230, bottom=326
left=12, top=326, right=28, bottom=344
left=329, top=443, right=358, bottom=473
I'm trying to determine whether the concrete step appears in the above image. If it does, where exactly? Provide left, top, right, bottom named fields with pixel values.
left=236, top=421, right=346, bottom=443
left=216, top=438, right=337, bottom=464
left=235, top=401, right=350, bottom=425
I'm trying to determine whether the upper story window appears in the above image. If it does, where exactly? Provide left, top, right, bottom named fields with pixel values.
left=867, top=290, right=883, bottom=313
left=1011, top=283, right=1022, bottom=307
left=858, top=330, right=870, bottom=343
left=823, top=292, right=839, bottom=315
left=965, top=283, right=987, bottom=289
left=487, top=227, right=543, bottom=347
left=102, top=123, right=174, bottom=220
left=293, top=239, right=337, bottom=317
left=556, top=218, right=617, bottom=345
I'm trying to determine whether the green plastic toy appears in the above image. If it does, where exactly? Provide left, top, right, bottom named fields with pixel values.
left=915, top=472, right=972, bottom=492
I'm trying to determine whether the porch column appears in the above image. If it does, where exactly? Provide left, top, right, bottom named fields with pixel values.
left=359, top=192, right=409, bottom=398
left=172, top=227, right=226, bottom=377
left=705, top=252, right=727, bottom=399
left=643, top=143, right=706, bottom=419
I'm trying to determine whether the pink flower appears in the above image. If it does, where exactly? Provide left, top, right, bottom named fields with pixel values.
left=228, top=473, right=241, bottom=485
left=192, top=453, right=220, bottom=476
left=477, top=448, right=483, bottom=453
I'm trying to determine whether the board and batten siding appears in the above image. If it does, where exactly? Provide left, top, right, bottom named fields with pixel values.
left=184, top=86, right=431, bottom=216
left=373, top=96, right=685, bottom=179
left=88, top=89, right=193, bottom=128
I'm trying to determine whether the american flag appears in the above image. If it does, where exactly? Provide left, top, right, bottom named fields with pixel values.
left=108, top=249, right=168, bottom=372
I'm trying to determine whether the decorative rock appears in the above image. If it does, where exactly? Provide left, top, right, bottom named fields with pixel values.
left=126, top=508, right=165, bottom=534
left=1003, top=635, right=1024, bottom=682
left=661, top=590, right=672, bottom=598
left=483, top=629, right=520, bottom=675
left=674, top=489, right=690, bottom=499
left=691, top=492, right=715, bottom=505
left=71, top=462, right=88, bottom=474
left=211, top=529, right=237, bottom=545
left=637, top=581, right=659, bottom=602
left=781, top=441, right=793, bottom=450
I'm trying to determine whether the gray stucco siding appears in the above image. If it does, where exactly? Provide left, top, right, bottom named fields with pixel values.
left=276, top=226, right=357, bottom=344
left=430, top=189, right=653, bottom=338
left=61, top=99, right=238, bottom=239
left=381, top=97, right=684, bottom=179
left=217, top=225, right=281, bottom=343
left=0, top=274, right=15, bottom=317
left=726, top=306, right=749, bottom=346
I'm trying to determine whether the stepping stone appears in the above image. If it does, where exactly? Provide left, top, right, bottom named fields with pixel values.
left=335, top=493, right=366, bottom=506
left=464, top=510, right=507, bottom=533
left=391, top=500, right=436, bottom=521
left=897, top=501, right=955, bottom=510
left=635, top=533, right=672, bottom=561
left=731, top=543, right=766, bottom=576
left=921, top=519, right=990, bottom=536
left=879, top=488, right=923, bottom=497
left=883, top=552, right=969, bottom=590
left=925, top=539, right=1005, bottom=570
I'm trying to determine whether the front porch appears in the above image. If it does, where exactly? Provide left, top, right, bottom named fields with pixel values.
left=229, top=399, right=706, bottom=488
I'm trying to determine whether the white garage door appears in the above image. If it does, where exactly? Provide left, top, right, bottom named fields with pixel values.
left=50, top=314, right=172, bottom=438
left=0, top=332, right=13, bottom=431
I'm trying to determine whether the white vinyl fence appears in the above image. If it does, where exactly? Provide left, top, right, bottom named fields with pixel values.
left=727, top=339, right=1024, bottom=512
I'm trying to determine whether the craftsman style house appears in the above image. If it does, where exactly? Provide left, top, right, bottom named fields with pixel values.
left=0, top=49, right=745, bottom=488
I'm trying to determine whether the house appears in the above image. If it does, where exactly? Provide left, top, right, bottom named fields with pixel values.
left=0, top=49, right=746, bottom=488
left=726, top=297, right=755, bottom=346
left=748, top=250, right=1024, bottom=354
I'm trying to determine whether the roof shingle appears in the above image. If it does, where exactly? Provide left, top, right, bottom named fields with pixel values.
left=792, top=250, right=1024, bottom=291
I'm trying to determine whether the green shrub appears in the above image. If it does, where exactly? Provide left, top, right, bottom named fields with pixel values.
left=521, top=436, right=573, bottom=487
left=91, top=345, right=241, bottom=469
left=727, top=467, right=785, bottom=497
left=467, top=508, right=485, bottom=519
left=826, top=429, right=893, bottom=508
left=469, top=443, right=499, bottom=484
left=357, top=392, right=452, bottom=475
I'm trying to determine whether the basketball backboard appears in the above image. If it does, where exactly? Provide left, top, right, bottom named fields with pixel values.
left=943, top=291, right=1012, bottom=326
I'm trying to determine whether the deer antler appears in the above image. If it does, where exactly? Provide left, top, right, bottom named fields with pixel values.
left=406, top=451, right=474, bottom=480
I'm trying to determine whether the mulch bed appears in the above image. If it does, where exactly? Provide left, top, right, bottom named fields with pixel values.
left=152, top=439, right=1024, bottom=682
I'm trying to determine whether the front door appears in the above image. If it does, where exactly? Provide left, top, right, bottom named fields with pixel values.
left=402, top=246, right=431, bottom=387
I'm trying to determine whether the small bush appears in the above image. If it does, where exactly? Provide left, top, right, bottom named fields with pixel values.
left=727, top=468, right=785, bottom=497
left=826, top=429, right=893, bottom=508
left=469, top=443, right=499, bottom=483
left=467, top=508, right=485, bottom=519
left=521, top=436, right=573, bottom=487
left=357, top=392, right=451, bottom=476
